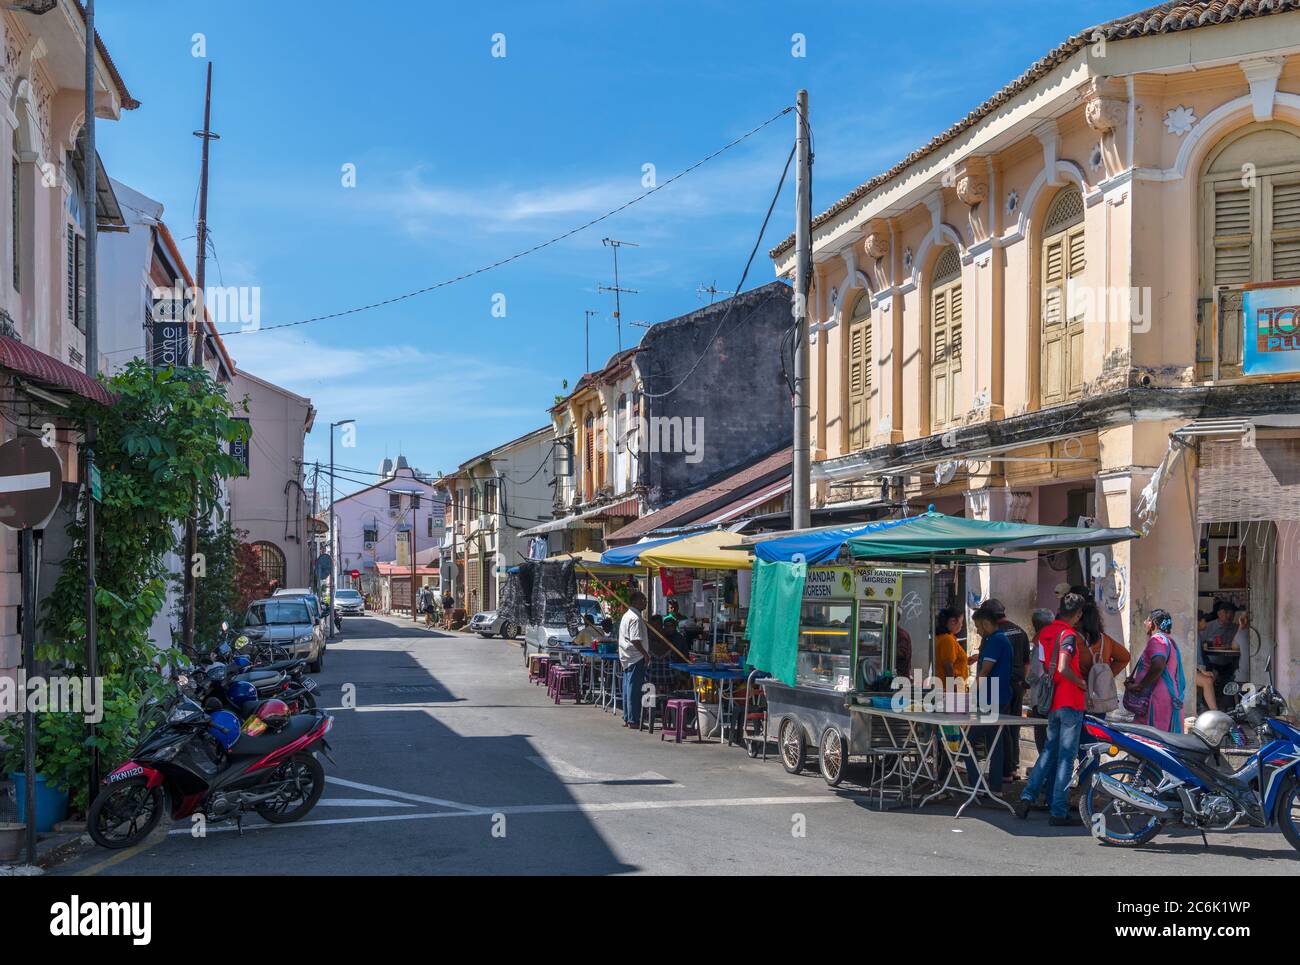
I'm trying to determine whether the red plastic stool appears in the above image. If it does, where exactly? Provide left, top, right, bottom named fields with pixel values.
left=528, top=654, right=549, bottom=684
left=661, top=698, right=700, bottom=743
left=552, top=669, right=580, bottom=704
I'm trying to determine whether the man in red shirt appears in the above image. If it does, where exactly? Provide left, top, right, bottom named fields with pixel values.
left=1015, top=592, right=1090, bottom=825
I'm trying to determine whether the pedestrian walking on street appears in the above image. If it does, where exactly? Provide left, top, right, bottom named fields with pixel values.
left=618, top=591, right=650, bottom=728
left=1125, top=609, right=1186, bottom=733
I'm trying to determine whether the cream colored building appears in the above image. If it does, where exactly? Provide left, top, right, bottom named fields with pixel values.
left=771, top=1, right=1300, bottom=702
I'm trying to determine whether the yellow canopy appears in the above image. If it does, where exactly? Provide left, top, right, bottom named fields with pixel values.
left=636, top=530, right=753, bottom=570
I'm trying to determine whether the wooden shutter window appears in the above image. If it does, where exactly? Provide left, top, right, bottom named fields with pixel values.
left=846, top=308, right=871, bottom=451
left=1269, top=176, right=1300, bottom=281
left=1040, top=189, right=1086, bottom=406
left=1213, top=184, right=1255, bottom=286
left=930, top=247, right=962, bottom=431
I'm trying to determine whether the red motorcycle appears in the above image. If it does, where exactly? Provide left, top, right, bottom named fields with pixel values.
left=88, top=698, right=334, bottom=849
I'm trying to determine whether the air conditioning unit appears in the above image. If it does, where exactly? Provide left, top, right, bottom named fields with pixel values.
left=388, top=509, right=399, bottom=518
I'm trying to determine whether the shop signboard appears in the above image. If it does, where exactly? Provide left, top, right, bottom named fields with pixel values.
left=854, top=566, right=902, bottom=601
left=804, top=565, right=854, bottom=600
left=1243, top=285, right=1300, bottom=376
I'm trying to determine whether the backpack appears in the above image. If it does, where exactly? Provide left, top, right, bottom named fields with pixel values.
left=1085, top=634, right=1119, bottom=714
left=1028, top=632, right=1061, bottom=717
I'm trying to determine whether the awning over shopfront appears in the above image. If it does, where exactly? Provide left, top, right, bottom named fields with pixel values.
left=599, top=532, right=692, bottom=566
left=519, top=496, right=641, bottom=537
left=547, top=549, right=644, bottom=577
left=636, top=530, right=753, bottom=570
left=752, top=511, right=1138, bottom=564
left=0, top=335, right=115, bottom=406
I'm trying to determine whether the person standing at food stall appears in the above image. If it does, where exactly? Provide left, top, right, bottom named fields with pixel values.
left=1015, top=592, right=1091, bottom=826
left=934, top=608, right=970, bottom=691
left=981, top=599, right=1029, bottom=782
left=619, top=591, right=651, bottom=727
left=969, top=605, right=1014, bottom=794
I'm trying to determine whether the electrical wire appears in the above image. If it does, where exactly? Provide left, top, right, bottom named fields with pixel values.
left=640, top=142, right=796, bottom=399
left=212, top=106, right=793, bottom=340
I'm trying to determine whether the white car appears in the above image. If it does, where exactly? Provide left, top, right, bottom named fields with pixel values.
left=523, top=594, right=604, bottom=654
left=468, top=611, right=520, bottom=639
left=334, top=588, right=365, bottom=616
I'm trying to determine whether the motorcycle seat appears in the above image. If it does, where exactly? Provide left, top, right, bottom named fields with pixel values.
left=228, top=715, right=319, bottom=758
left=1112, top=722, right=1215, bottom=756
left=232, top=669, right=286, bottom=693
left=257, top=659, right=307, bottom=674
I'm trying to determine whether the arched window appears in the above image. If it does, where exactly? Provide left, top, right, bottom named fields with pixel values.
left=251, top=541, right=286, bottom=588
left=845, top=291, right=872, bottom=451
left=1200, top=124, right=1300, bottom=378
left=1040, top=188, right=1086, bottom=405
left=929, top=246, right=962, bottom=431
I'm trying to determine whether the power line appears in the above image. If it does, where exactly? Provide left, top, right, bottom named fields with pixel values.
left=212, top=106, right=792, bottom=340
left=640, top=141, right=796, bottom=399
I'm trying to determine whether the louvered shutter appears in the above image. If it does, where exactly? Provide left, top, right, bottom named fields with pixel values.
left=1269, top=175, right=1300, bottom=281
left=1212, top=184, right=1255, bottom=286
left=1041, top=235, right=1067, bottom=405
left=847, top=321, right=869, bottom=451
left=949, top=285, right=962, bottom=374
left=931, top=285, right=949, bottom=428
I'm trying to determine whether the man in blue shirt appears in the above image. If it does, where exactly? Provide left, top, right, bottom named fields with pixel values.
left=967, top=603, right=1015, bottom=794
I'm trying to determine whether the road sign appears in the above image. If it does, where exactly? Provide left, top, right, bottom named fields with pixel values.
left=0, top=436, right=63, bottom=530
left=315, top=554, right=332, bottom=580
left=350, top=569, right=360, bottom=579
left=88, top=462, right=102, bottom=503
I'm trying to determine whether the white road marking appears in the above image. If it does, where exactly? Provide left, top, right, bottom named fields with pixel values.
left=165, top=794, right=842, bottom=836
left=324, top=776, right=481, bottom=812
left=527, top=755, right=683, bottom=788
left=316, top=797, right=415, bottom=808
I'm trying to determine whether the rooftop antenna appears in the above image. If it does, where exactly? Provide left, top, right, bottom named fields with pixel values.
left=598, top=237, right=638, bottom=351
left=697, top=281, right=736, bottom=304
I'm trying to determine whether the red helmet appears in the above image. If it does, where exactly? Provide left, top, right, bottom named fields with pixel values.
left=253, top=698, right=291, bottom=731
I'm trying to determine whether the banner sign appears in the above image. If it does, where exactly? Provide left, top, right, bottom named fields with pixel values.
left=803, top=566, right=854, bottom=600
left=229, top=418, right=250, bottom=476
left=150, top=320, right=189, bottom=368
left=1243, top=285, right=1300, bottom=376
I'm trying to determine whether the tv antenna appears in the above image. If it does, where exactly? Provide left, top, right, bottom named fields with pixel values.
left=697, top=281, right=736, bottom=304
left=598, top=237, right=638, bottom=350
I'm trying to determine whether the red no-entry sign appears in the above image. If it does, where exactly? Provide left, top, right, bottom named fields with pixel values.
left=0, top=436, right=63, bottom=531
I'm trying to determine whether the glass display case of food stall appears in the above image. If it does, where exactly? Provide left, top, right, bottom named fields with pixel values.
left=756, top=568, right=901, bottom=786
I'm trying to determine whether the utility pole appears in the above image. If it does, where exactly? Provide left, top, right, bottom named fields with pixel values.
left=82, top=0, right=100, bottom=802
left=183, top=63, right=217, bottom=654
left=410, top=495, right=418, bottom=623
left=599, top=238, right=638, bottom=351
left=583, top=309, right=597, bottom=372
left=792, top=89, right=812, bottom=531
left=327, top=421, right=353, bottom=638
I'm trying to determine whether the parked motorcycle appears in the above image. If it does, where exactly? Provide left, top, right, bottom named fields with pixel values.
left=1077, top=657, right=1300, bottom=851
left=89, top=696, right=335, bottom=848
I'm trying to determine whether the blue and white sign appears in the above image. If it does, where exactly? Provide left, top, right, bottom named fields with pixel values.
left=1242, top=285, right=1300, bottom=376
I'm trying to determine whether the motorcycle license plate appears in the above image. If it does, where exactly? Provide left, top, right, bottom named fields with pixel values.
left=305, top=680, right=318, bottom=692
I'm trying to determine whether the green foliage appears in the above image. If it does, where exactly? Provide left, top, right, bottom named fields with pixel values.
left=40, top=359, right=249, bottom=673
left=170, top=517, right=244, bottom=647
left=0, top=682, right=142, bottom=813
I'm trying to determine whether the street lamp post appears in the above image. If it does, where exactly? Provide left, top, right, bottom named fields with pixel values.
left=328, top=419, right=354, bottom=639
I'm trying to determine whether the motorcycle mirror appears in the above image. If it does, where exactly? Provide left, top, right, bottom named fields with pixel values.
left=221, top=621, right=229, bottom=632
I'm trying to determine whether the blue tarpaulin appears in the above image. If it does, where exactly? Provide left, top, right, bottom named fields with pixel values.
left=751, top=516, right=912, bottom=565
left=599, top=532, right=693, bottom=567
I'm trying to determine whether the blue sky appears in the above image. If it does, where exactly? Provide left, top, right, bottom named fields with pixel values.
left=93, top=0, right=1141, bottom=494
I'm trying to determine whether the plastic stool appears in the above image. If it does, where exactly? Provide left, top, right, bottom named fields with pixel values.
left=552, top=669, right=579, bottom=704
left=661, top=698, right=700, bottom=743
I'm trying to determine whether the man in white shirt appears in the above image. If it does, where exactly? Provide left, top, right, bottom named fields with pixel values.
left=618, top=590, right=650, bottom=727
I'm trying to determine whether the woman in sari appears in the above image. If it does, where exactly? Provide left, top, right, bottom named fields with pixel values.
left=1125, top=608, right=1187, bottom=732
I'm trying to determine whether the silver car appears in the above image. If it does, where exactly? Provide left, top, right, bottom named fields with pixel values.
left=334, top=588, right=365, bottom=616
left=241, top=597, right=326, bottom=672
left=468, top=610, right=521, bottom=639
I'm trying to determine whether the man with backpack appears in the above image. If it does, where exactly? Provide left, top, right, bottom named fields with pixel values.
left=1016, top=592, right=1093, bottom=826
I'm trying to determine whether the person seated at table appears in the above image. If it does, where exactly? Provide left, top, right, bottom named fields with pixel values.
left=664, top=599, right=682, bottom=630
left=968, top=604, right=1015, bottom=794
left=934, top=608, right=972, bottom=691
left=574, top=613, right=603, bottom=647
left=1192, top=611, right=1217, bottom=711
left=600, top=616, right=616, bottom=636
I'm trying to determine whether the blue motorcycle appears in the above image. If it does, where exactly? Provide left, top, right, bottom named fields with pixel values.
left=1077, top=656, right=1300, bottom=851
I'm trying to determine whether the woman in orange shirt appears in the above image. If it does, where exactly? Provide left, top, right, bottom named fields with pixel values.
left=933, top=607, right=971, bottom=691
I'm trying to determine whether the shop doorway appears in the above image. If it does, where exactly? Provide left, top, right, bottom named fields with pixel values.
left=1197, top=520, right=1275, bottom=686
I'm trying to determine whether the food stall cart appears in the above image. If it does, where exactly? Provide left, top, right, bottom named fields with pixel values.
left=744, top=510, right=1141, bottom=791
left=754, top=563, right=923, bottom=785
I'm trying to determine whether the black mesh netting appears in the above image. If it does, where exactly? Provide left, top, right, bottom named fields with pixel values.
left=498, top=564, right=534, bottom=627
left=533, top=559, right=579, bottom=630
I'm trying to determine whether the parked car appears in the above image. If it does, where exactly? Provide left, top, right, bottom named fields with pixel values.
left=241, top=597, right=326, bottom=672
left=523, top=594, right=604, bottom=655
left=334, top=588, right=365, bottom=616
left=273, top=588, right=323, bottom=623
left=468, top=610, right=520, bottom=639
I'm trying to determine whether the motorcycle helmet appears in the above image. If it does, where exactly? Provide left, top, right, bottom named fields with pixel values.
left=1192, top=709, right=1233, bottom=748
left=207, top=710, right=241, bottom=750
left=253, top=698, right=291, bottom=732
left=227, top=679, right=259, bottom=714
left=230, top=655, right=252, bottom=671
